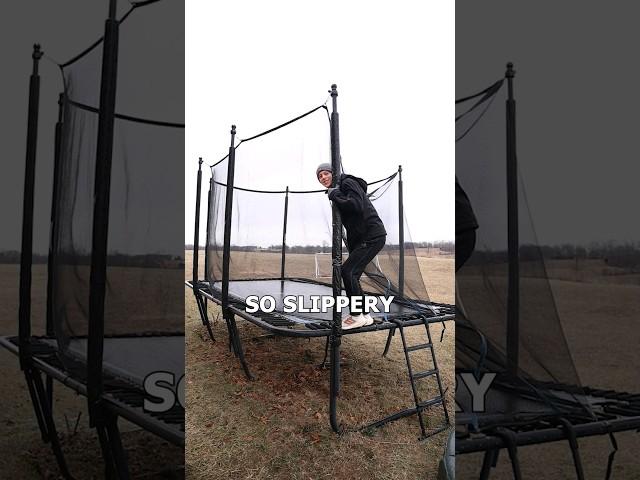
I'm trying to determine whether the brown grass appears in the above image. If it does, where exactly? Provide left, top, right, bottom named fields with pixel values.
left=456, top=264, right=640, bottom=478
left=185, top=250, right=454, bottom=480
left=0, top=264, right=183, bottom=478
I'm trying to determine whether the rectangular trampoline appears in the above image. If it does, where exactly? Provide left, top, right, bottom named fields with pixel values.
left=188, top=278, right=455, bottom=337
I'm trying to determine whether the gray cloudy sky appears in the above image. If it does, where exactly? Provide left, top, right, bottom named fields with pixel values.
left=457, top=1, right=640, bottom=246
left=0, top=1, right=184, bottom=255
left=186, top=0, right=455, bottom=244
left=0, top=2, right=113, bottom=253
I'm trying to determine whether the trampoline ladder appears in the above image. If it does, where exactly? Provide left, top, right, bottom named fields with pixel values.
left=393, top=318, right=450, bottom=440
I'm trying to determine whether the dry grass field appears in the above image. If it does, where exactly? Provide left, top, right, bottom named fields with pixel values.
left=7, top=247, right=636, bottom=478
left=185, top=249, right=455, bottom=480
left=0, top=264, right=183, bottom=479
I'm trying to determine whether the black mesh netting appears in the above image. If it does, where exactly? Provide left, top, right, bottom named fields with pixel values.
left=204, top=104, right=434, bottom=321
left=50, top=0, right=184, bottom=384
left=455, top=79, right=592, bottom=420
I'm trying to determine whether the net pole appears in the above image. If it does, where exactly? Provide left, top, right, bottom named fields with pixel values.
left=280, top=186, right=289, bottom=280
left=87, top=0, right=119, bottom=421
left=46, top=93, right=65, bottom=339
left=398, top=165, right=405, bottom=297
left=222, top=126, right=237, bottom=314
left=329, top=84, right=343, bottom=433
left=505, top=62, right=520, bottom=377
left=18, top=44, right=43, bottom=370
left=204, top=176, right=212, bottom=283
left=193, top=158, right=203, bottom=285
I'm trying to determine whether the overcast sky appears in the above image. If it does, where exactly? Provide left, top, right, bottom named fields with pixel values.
left=186, top=0, right=454, bottom=244
left=0, top=2, right=116, bottom=253
left=0, top=1, right=183, bottom=255
left=457, top=1, right=640, bottom=246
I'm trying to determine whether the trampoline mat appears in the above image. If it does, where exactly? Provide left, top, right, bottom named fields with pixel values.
left=212, top=279, right=433, bottom=322
left=456, top=383, right=605, bottom=427
left=43, top=336, right=184, bottom=388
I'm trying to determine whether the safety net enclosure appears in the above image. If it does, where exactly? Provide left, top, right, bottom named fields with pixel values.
left=188, top=85, right=455, bottom=439
left=455, top=65, right=640, bottom=478
left=52, top=0, right=184, bottom=386
left=0, top=1, right=184, bottom=477
left=199, top=104, right=449, bottom=333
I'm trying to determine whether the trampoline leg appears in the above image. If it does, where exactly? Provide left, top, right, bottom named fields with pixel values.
left=96, top=413, right=130, bottom=480
left=382, top=327, right=395, bottom=357
left=194, top=293, right=215, bottom=342
left=97, top=423, right=117, bottom=479
left=224, top=318, right=234, bottom=352
left=24, top=369, right=49, bottom=442
left=479, top=448, right=499, bottom=480
left=319, top=336, right=330, bottom=368
left=329, top=334, right=341, bottom=433
left=46, top=375, right=54, bottom=410
left=204, top=316, right=215, bottom=342
left=106, top=415, right=130, bottom=480
left=31, top=369, right=73, bottom=479
left=227, top=314, right=253, bottom=380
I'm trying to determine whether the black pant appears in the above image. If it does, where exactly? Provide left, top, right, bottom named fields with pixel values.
left=341, top=235, right=386, bottom=315
left=455, top=229, right=476, bottom=272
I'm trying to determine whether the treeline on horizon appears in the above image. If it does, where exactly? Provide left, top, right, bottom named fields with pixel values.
left=466, top=242, right=640, bottom=270
left=185, top=240, right=456, bottom=254
left=6, top=241, right=640, bottom=268
left=0, top=251, right=183, bottom=268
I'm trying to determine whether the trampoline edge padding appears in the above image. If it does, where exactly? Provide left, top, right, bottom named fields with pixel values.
left=186, top=279, right=455, bottom=337
left=0, top=335, right=184, bottom=446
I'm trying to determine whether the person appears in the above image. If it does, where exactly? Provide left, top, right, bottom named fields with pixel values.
left=316, top=163, right=387, bottom=330
left=455, top=176, right=478, bottom=271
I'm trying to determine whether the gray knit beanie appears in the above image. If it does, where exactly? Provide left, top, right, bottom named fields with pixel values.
left=316, top=162, right=332, bottom=179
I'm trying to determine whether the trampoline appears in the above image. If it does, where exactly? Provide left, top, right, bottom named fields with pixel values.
left=190, top=278, right=454, bottom=336
left=187, top=86, right=455, bottom=439
left=1, top=1, right=184, bottom=478
left=455, top=64, right=640, bottom=478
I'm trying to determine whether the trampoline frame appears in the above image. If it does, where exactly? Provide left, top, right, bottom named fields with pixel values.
left=187, top=85, right=455, bottom=438
left=2, top=3, right=185, bottom=478
left=455, top=63, right=640, bottom=479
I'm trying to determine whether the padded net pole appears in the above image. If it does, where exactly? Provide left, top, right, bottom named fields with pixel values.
left=46, top=93, right=64, bottom=338
left=280, top=186, right=289, bottom=279
left=193, top=158, right=203, bottom=285
left=205, top=176, right=212, bottom=282
left=505, top=62, right=520, bottom=377
left=222, top=126, right=237, bottom=315
left=87, top=1, right=119, bottom=421
left=18, top=44, right=43, bottom=370
left=398, top=165, right=405, bottom=297
left=329, top=84, right=343, bottom=433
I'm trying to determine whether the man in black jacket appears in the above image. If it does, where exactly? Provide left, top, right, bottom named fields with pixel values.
left=317, top=163, right=387, bottom=330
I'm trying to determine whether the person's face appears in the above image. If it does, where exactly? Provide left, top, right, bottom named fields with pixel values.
left=318, top=170, right=332, bottom=188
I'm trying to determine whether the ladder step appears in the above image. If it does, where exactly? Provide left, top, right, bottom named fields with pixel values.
left=406, top=343, right=432, bottom=352
left=419, top=424, right=450, bottom=441
left=418, top=397, right=443, bottom=409
left=412, top=369, right=438, bottom=380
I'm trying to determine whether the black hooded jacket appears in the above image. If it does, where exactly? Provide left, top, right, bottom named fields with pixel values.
left=328, top=173, right=387, bottom=252
left=455, top=176, right=478, bottom=234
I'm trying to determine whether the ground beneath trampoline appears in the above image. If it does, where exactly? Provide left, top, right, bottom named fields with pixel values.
left=185, top=250, right=455, bottom=480
left=0, top=264, right=183, bottom=479
left=456, top=259, right=640, bottom=479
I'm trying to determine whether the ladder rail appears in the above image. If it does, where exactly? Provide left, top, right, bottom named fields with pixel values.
left=423, top=318, right=451, bottom=425
left=391, top=318, right=450, bottom=439
left=397, top=325, right=429, bottom=437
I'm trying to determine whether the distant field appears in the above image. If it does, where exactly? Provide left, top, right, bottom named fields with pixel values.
left=185, top=248, right=455, bottom=479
